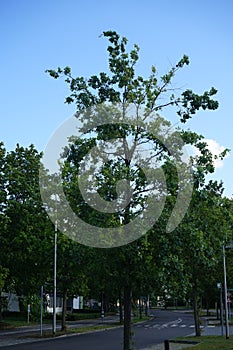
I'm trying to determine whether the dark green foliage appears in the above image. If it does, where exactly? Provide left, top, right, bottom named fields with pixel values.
left=46, top=31, right=218, bottom=122
left=45, top=30, right=227, bottom=347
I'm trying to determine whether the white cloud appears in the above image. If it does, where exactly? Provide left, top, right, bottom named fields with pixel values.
left=204, top=139, right=229, bottom=168
left=188, top=139, right=229, bottom=169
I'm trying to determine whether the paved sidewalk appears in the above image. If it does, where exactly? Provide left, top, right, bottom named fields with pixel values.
left=139, top=344, right=195, bottom=350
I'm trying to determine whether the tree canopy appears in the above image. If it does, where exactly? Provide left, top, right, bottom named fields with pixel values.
left=44, top=31, right=229, bottom=349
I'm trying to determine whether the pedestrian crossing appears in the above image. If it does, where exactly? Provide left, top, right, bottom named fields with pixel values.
left=135, top=322, right=215, bottom=330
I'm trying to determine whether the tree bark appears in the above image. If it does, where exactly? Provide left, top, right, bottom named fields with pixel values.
left=119, top=290, right=123, bottom=324
left=145, top=296, right=149, bottom=317
left=124, top=285, right=133, bottom=350
left=139, top=297, right=142, bottom=319
left=193, top=282, right=201, bottom=337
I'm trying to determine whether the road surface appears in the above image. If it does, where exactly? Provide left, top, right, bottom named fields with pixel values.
left=0, top=310, right=197, bottom=349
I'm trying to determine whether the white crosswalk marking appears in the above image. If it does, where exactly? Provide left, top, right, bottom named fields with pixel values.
left=152, top=324, right=160, bottom=328
left=140, top=318, right=203, bottom=331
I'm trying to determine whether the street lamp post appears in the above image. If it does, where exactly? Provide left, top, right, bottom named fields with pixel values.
left=101, top=292, right=104, bottom=322
left=223, top=244, right=229, bottom=339
left=53, top=221, right=57, bottom=335
left=217, top=283, right=224, bottom=336
left=40, top=285, right=44, bottom=337
left=222, top=242, right=233, bottom=339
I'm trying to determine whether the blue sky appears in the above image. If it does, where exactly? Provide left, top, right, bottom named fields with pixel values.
left=0, top=0, right=232, bottom=197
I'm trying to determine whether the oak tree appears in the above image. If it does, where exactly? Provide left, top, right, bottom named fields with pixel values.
left=47, top=30, right=221, bottom=349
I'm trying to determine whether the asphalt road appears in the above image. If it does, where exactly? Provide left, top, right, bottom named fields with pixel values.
left=0, top=310, right=196, bottom=350
left=134, top=310, right=195, bottom=348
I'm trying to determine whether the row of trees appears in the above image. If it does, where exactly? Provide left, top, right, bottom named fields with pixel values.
left=0, top=140, right=232, bottom=343
left=0, top=31, right=232, bottom=350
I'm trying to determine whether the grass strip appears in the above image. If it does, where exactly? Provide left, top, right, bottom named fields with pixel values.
left=20, top=324, right=119, bottom=339
left=177, top=336, right=233, bottom=350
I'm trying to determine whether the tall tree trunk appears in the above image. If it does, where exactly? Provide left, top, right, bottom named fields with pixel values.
left=145, top=295, right=149, bottom=317
left=18, top=296, right=24, bottom=314
left=119, top=290, right=123, bottom=324
left=193, top=282, right=201, bottom=337
left=124, top=285, right=133, bottom=350
left=139, top=297, right=142, bottom=320
left=61, top=289, right=67, bottom=332
left=105, top=293, right=110, bottom=312
left=0, top=295, right=5, bottom=322
left=206, top=299, right=210, bottom=316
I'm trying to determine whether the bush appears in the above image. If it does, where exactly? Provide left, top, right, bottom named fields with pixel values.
left=20, top=295, right=42, bottom=321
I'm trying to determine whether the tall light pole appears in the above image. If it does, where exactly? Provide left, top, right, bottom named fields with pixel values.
left=101, top=292, right=104, bottom=322
left=40, top=285, right=44, bottom=337
left=223, top=243, right=233, bottom=339
left=223, top=244, right=229, bottom=339
left=53, top=219, right=57, bottom=335
left=217, top=282, right=224, bottom=336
